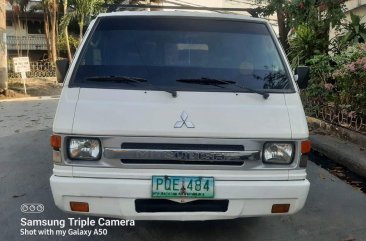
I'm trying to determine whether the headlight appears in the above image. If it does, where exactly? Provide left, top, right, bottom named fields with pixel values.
left=67, top=138, right=101, bottom=160
left=263, top=142, right=294, bottom=164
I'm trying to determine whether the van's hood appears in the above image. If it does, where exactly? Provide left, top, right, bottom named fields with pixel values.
left=52, top=88, right=304, bottom=139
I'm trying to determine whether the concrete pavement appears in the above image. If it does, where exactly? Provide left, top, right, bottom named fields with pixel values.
left=0, top=99, right=58, bottom=138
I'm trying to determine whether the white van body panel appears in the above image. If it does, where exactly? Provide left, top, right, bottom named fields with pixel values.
left=52, top=165, right=307, bottom=181
left=52, top=88, right=79, bottom=134
left=71, top=166, right=290, bottom=180
left=284, top=93, right=309, bottom=139
left=71, top=88, right=292, bottom=138
left=52, top=20, right=96, bottom=134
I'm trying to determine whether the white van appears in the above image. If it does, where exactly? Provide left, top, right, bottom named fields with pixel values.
left=50, top=11, right=311, bottom=221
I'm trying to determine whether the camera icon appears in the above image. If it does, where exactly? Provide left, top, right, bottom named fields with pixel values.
left=21, top=203, right=44, bottom=213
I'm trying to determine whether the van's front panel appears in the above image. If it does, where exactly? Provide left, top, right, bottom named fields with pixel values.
left=51, top=12, right=310, bottom=220
left=51, top=175, right=309, bottom=220
left=50, top=133, right=309, bottom=220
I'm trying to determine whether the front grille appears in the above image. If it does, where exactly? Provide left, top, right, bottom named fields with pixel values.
left=121, top=143, right=244, bottom=151
left=119, top=143, right=249, bottom=166
left=122, top=159, right=244, bottom=165
left=135, top=199, right=229, bottom=213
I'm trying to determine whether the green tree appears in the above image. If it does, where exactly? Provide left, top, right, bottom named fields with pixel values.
left=31, top=0, right=59, bottom=62
left=255, top=0, right=291, bottom=51
left=66, top=0, right=103, bottom=42
left=62, top=0, right=72, bottom=61
left=256, top=0, right=346, bottom=54
left=61, top=0, right=164, bottom=51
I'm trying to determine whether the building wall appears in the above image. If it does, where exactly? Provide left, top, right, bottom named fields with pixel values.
left=6, top=20, right=27, bottom=36
left=345, top=0, right=366, bottom=10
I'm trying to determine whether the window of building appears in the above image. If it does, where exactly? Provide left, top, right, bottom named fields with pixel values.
left=27, top=21, right=45, bottom=34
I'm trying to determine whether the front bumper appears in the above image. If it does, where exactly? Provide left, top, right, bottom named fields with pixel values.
left=50, top=175, right=310, bottom=221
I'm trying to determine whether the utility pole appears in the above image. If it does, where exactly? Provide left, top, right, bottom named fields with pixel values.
left=0, top=0, right=8, bottom=93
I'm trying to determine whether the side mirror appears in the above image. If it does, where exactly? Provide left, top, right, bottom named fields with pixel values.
left=55, top=59, right=69, bottom=83
left=294, top=66, right=310, bottom=89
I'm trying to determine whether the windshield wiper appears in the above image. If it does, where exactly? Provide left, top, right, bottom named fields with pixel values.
left=177, top=77, right=269, bottom=99
left=85, top=76, right=177, bottom=98
left=165, top=90, right=177, bottom=98
left=85, top=75, right=148, bottom=84
left=177, top=78, right=235, bottom=87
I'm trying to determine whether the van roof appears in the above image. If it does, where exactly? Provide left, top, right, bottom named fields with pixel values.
left=97, top=11, right=268, bottom=24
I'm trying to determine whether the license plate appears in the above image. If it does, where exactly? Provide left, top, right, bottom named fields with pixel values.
left=152, top=176, right=214, bottom=198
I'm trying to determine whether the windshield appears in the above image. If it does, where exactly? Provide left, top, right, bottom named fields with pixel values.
left=71, top=17, right=293, bottom=92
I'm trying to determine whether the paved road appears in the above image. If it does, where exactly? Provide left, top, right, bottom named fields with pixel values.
left=0, top=99, right=58, bottom=138
left=1, top=100, right=366, bottom=241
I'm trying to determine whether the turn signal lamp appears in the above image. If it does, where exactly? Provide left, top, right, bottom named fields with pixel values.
left=271, top=204, right=290, bottom=213
left=301, top=140, right=311, bottom=154
left=50, top=135, right=61, bottom=150
left=70, top=202, right=89, bottom=212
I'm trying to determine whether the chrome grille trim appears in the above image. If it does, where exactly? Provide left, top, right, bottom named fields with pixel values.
left=104, top=148, right=260, bottom=162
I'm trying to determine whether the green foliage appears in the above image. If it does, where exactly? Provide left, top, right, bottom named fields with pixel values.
left=59, top=0, right=105, bottom=45
left=57, top=34, right=79, bottom=53
left=288, top=25, right=320, bottom=66
left=61, top=0, right=157, bottom=40
left=256, top=0, right=346, bottom=58
left=332, top=44, right=366, bottom=65
left=288, top=0, right=346, bottom=28
left=306, top=53, right=334, bottom=84
left=304, top=44, right=366, bottom=114
left=302, top=53, right=335, bottom=112
left=339, top=12, right=366, bottom=48
left=332, top=44, right=366, bottom=114
left=257, top=0, right=345, bottom=27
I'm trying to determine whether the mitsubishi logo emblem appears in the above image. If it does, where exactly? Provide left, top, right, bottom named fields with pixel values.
left=174, top=111, right=195, bottom=128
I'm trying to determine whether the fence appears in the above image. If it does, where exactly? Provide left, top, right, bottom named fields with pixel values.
left=7, top=61, right=56, bottom=78
left=303, top=97, right=366, bottom=134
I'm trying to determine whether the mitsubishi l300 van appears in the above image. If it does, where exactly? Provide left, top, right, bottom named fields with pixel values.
left=50, top=11, right=311, bottom=221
